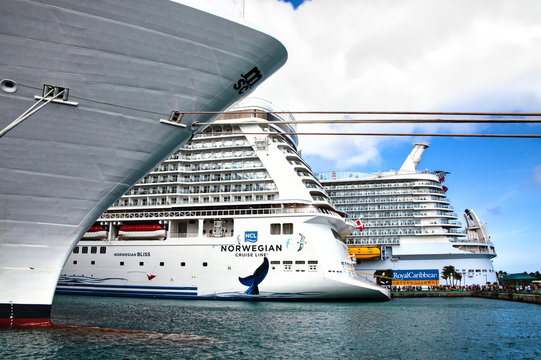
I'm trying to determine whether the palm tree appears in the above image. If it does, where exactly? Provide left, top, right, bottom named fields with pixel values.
left=497, top=270, right=508, bottom=284
left=454, top=271, right=462, bottom=287
left=442, top=265, right=456, bottom=287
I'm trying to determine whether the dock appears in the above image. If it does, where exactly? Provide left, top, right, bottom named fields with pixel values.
left=391, top=290, right=541, bottom=305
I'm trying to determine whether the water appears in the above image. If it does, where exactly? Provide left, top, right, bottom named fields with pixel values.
left=1, top=295, right=539, bottom=359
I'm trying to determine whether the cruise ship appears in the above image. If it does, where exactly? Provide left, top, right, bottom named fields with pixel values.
left=57, top=99, right=390, bottom=300
left=319, top=143, right=498, bottom=286
left=1, top=0, right=287, bottom=327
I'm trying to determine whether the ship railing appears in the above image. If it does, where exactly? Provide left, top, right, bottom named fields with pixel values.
left=99, top=206, right=344, bottom=221
left=449, top=238, right=492, bottom=245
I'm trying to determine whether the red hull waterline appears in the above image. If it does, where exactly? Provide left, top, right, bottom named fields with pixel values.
left=0, top=304, right=52, bottom=327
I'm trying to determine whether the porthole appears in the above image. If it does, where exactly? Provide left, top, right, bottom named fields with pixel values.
left=0, top=79, right=17, bottom=93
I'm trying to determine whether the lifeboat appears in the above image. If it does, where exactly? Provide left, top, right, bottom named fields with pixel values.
left=82, top=225, right=107, bottom=240
left=118, top=224, right=166, bottom=240
left=348, top=246, right=381, bottom=260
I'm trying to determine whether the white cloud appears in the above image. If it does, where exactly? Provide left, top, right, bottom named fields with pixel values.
left=198, top=0, right=541, bottom=169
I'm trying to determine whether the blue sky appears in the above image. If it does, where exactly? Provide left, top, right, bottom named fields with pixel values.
left=199, top=0, right=541, bottom=273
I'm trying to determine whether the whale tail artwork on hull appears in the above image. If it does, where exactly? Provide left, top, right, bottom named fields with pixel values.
left=239, top=257, right=270, bottom=295
left=0, top=0, right=287, bottom=327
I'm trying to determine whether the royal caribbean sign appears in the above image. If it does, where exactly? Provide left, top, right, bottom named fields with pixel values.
left=392, top=269, right=440, bottom=286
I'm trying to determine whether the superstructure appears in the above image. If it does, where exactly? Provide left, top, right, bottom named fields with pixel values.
left=58, top=99, right=390, bottom=300
left=319, top=143, right=498, bottom=286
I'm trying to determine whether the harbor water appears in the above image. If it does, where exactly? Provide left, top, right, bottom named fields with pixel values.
left=1, top=295, right=539, bottom=359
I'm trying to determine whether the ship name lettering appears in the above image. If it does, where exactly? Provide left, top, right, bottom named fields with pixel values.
left=233, top=66, right=262, bottom=94
left=220, top=244, right=282, bottom=252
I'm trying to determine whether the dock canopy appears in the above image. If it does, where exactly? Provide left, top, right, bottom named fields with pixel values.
left=502, top=273, right=537, bottom=287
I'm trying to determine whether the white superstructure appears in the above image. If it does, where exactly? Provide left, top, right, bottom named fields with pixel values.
left=57, top=99, right=390, bottom=300
left=319, top=143, right=498, bottom=287
left=1, top=0, right=287, bottom=326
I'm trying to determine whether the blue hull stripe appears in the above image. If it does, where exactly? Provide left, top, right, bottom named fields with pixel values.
left=58, top=283, right=197, bottom=291
left=56, top=288, right=198, bottom=297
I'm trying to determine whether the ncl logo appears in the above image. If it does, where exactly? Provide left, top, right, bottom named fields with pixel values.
left=244, top=231, right=258, bottom=243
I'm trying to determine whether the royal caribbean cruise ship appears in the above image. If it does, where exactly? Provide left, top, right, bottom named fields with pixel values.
left=319, top=143, right=498, bottom=287
left=1, top=0, right=287, bottom=326
left=57, top=99, right=390, bottom=301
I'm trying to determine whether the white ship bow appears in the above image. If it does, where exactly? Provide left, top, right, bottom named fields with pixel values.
left=0, top=0, right=287, bottom=326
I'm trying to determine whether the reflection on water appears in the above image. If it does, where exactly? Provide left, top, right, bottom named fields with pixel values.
left=0, top=295, right=539, bottom=359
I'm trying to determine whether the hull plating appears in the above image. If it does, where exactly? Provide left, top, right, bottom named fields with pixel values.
left=0, top=0, right=287, bottom=324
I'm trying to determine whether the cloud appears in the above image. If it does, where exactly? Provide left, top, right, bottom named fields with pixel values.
left=243, top=0, right=541, bottom=170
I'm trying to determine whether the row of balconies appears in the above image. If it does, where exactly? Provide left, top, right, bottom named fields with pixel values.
left=182, top=138, right=248, bottom=150
left=328, top=189, right=446, bottom=198
left=323, top=180, right=442, bottom=191
left=346, top=211, right=458, bottom=220
left=350, top=228, right=464, bottom=236
left=147, top=162, right=267, bottom=176
left=345, top=237, right=400, bottom=245
left=332, top=196, right=450, bottom=205
left=138, top=171, right=271, bottom=185
left=112, top=193, right=279, bottom=208
left=125, top=182, right=278, bottom=196
left=339, top=204, right=454, bottom=212
left=358, top=219, right=462, bottom=228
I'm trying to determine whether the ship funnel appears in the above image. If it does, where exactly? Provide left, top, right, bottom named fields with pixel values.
left=399, top=143, right=429, bottom=173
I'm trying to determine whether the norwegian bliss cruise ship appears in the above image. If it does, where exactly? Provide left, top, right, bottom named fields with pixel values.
left=319, top=143, right=498, bottom=286
left=57, top=99, right=390, bottom=301
left=1, top=0, right=287, bottom=326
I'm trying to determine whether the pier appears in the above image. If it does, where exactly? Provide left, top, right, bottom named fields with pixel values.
left=391, top=290, right=541, bottom=305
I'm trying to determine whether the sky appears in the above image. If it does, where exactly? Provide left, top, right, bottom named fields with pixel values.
left=198, top=0, right=541, bottom=273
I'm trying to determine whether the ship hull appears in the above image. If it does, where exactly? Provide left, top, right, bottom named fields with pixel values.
left=355, top=253, right=498, bottom=286
left=57, top=215, right=390, bottom=301
left=0, top=0, right=287, bottom=326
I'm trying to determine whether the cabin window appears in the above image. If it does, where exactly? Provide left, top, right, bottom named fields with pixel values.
left=295, top=260, right=305, bottom=264
left=91, top=246, right=97, bottom=254
left=180, top=262, right=186, bottom=267
left=270, top=223, right=281, bottom=235
left=73, top=247, right=79, bottom=254
left=202, top=262, right=208, bottom=267
left=91, top=261, right=95, bottom=265
left=73, top=260, right=77, bottom=265
left=81, top=246, right=88, bottom=254
left=160, top=262, right=164, bottom=266
left=270, top=261, right=281, bottom=265
left=139, top=262, right=144, bottom=266
left=120, top=262, right=124, bottom=266
left=282, top=223, right=293, bottom=235
left=100, top=247, right=106, bottom=254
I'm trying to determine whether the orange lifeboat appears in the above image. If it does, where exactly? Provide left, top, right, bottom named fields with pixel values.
left=348, top=246, right=381, bottom=260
